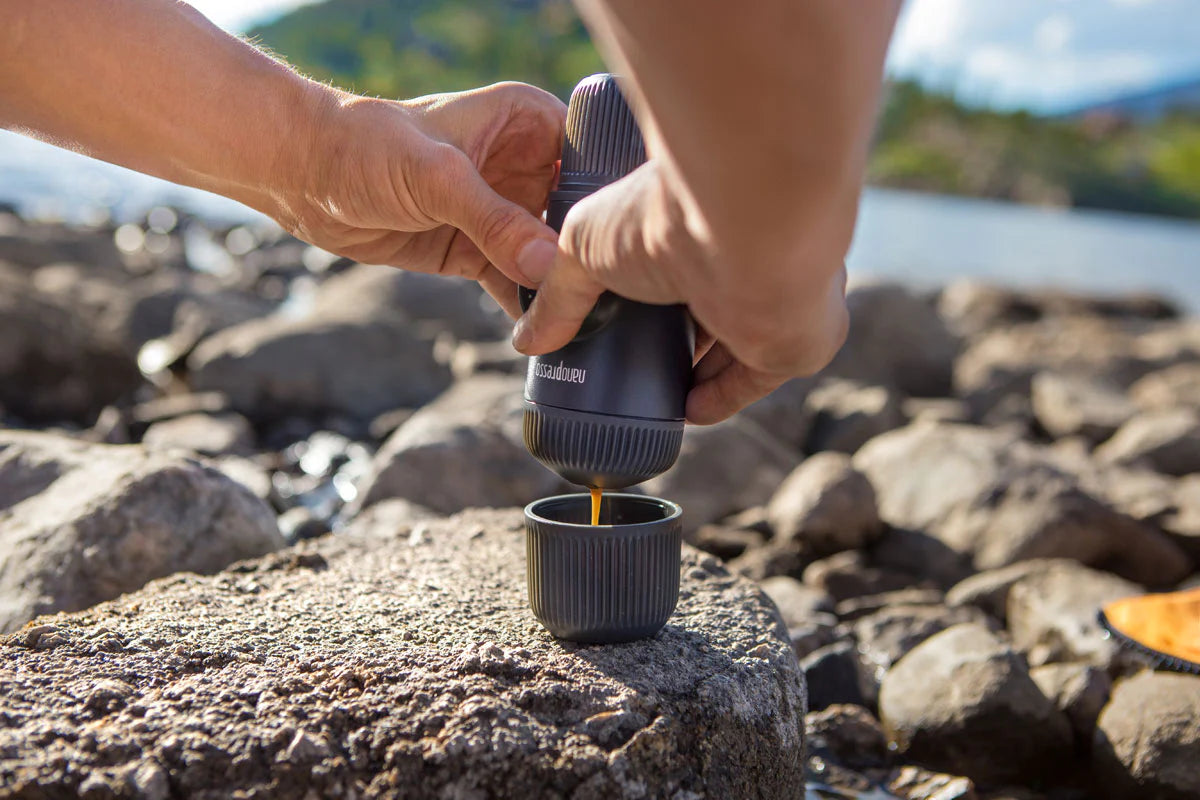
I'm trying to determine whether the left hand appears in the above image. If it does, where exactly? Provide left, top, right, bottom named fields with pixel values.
left=284, top=82, right=567, bottom=317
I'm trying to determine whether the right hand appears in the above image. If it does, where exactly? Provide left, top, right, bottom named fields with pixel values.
left=510, top=159, right=850, bottom=424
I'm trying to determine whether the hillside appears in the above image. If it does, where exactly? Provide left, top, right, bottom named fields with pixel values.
left=249, top=0, right=602, bottom=101
left=253, top=1, right=1200, bottom=220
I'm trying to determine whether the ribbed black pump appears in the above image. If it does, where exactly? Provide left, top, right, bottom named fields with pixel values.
left=521, top=73, right=694, bottom=491
left=559, top=74, right=647, bottom=190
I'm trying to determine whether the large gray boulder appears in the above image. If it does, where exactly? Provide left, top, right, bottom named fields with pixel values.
left=854, top=422, right=1191, bottom=586
left=822, top=283, right=960, bottom=397
left=0, top=508, right=806, bottom=799
left=355, top=375, right=566, bottom=514
left=188, top=282, right=452, bottom=422
left=0, top=431, right=282, bottom=633
left=0, top=270, right=141, bottom=423
left=766, top=452, right=883, bottom=558
left=1093, top=671, right=1200, bottom=800
left=879, top=624, right=1073, bottom=785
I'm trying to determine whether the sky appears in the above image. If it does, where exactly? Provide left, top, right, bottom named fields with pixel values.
left=192, top=0, right=1200, bottom=113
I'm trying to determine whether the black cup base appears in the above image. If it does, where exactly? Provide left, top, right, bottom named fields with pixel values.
left=525, top=493, right=683, bottom=643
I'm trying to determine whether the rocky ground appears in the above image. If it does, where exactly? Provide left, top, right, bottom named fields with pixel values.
left=1, top=207, right=1198, bottom=799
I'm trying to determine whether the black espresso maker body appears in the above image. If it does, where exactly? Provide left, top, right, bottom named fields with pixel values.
left=521, top=74, right=693, bottom=489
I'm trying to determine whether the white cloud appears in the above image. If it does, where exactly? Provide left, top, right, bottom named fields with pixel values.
left=888, top=0, right=1200, bottom=110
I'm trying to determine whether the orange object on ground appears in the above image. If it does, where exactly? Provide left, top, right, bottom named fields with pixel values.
left=1100, top=587, right=1200, bottom=674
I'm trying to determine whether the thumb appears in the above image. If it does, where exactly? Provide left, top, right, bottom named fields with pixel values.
left=423, top=148, right=558, bottom=286
left=511, top=250, right=604, bottom=355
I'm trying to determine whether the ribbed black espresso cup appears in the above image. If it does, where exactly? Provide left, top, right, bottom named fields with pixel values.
left=525, top=493, right=682, bottom=643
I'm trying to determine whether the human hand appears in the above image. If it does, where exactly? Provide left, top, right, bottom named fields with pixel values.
left=510, top=160, right=850, bottom=424
left=285, top=82, right=567, bottom=317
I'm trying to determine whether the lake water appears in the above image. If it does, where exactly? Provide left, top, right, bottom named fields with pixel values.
left=2, top=129, right=1198, bottom=310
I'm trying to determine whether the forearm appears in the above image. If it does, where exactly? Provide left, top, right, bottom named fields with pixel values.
left=574, top=0, right=899, bottom=276
left=0, top=0, right=327, bottom=221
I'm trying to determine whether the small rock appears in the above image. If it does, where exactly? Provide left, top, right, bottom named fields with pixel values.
left=284, top=730, right=329, bottom=763
left=141, top=412, right=255, bottom=456
left=879, top=623, right=1073, bottom=785
left=1029, top=663, right=1111, bottom=752
left=803, top=551, right=921, bottom=602
left=902, top=397, right=970, bottom=426
left=835, top=589, right=945, bottom=622
left=130, top=392, right=232, bottom=426
left=806, top=704, right=890, bottom=769
left=804, top=379, right=906, bottom=454
left=354, top=375, right=565, bottom=514
left=726, top=544, right=807, bottom=582
left=646, top=416, right=800, bottom=533
left=882, top=765, right=978, bottom=800
left=1093, top=671, right=1200, bottom=800
left=1096, top=408, right=1200, bottom=476
left=739, top=378, right=816, bottom=449
left=759, top=576, right=835, bottom=628
left=1128, top=362, right=1200, bottom=412
left=766, top=452, right=883, bottom=557
left=1006, top=562, right=1142, bottom=670
left=822, top=283, right=960, bottom=397
left=0, top=431, right=282, bottom=633
left=130, top=762, right=169, bottom=800
left=692, top=525, right=765, bottom=560
left=801, top=641, right=865, bottom=712
left=945, top=559, right=1078, bottom=622
left=1030, top=371, right=1136, bottom=442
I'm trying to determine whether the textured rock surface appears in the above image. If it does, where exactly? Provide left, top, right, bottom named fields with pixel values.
left=0, top=431, right=282, bottom=633
left=1093, top=671, right=1200, bottom=800
left=0, top=509, right=806, bottom=799
left=355, top=376, right=565, bottom=514
left=879, top=624, right=1073, bottom=785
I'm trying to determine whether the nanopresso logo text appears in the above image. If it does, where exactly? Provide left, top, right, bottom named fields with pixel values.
left=534, top=361, right=588, bottom=384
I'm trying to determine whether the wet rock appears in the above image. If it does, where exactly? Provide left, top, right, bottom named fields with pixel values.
left=882, top=765, right=979, bottom=800
left=945, top=559, right=1078, bottom=622
left=1030, top=372, right=1136, bottom=443
left=804, top=379, right=906, bottom=455
left=1006, top=562, right=1141, bottom=670
left=315, top=264, right=509, bottom=341
left=1030, top=663, right=1111, bottom=752
left=855, top=422, right=1191, bottom=586
left=0, top=271, right=141, bottom=423
left=646, top=417, right=800, bottom=533
left=739, top=378, right=816, bottom=449
left=188, top=297, right=452, bottom=423
left=823, top=283, right=960, bottom=397
left=354, top=375, right=565, bottom=515
left=1128, top=362, right=1200, bottom=411
left=803, top=551, right=922, bottom=602
left=766, top=452, right=883, bottom=558
left=801, top=641, right=866, bottom=712
left=1095, top=408, right=1200, bottom=476
left=806, top=704, right=891, bottom=770
left=879, top=623, right=1073, bottom=785
left=0, top=508, right=806, bottom=798
left=141, top=412, right=255, bottom=456
left=277, top=507, right=331, bottom=544
left=1093, top=671, right=1200, bottom=800
left=0, top=431, right=282, bottom=633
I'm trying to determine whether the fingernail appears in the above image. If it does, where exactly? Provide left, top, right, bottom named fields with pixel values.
left=512, top=315, right=533, bottom=353
left=516, top=238, right=557, bottom=284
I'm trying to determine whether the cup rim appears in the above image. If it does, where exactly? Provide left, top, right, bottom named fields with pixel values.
left=524, top=492, right=682, bottom=530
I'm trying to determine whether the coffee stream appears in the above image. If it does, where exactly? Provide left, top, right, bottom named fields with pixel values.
left=590, top=487, right=602, bottom=526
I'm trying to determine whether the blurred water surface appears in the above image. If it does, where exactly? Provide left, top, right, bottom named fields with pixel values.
left=3, top=129, right=1199, bottom=310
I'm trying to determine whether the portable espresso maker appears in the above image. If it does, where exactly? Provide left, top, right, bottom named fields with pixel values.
left=521, top=74, right=692, bottom=643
